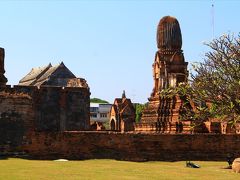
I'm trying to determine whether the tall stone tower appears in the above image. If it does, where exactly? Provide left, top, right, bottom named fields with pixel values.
left=140, top=16, right=188, bottom=133
left=0, top=47, right=7, bottom=86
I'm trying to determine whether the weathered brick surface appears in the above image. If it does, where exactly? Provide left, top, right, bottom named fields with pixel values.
left=141, top=16, right=190, bottom=133
left=22, top=132, right=240, bottom=161
left=0, top=91, right=34, bottom=154
left=0, top=85, right=90, bottom=155
left=0, top=48, right=7, bottom=86
left=0, top=85, right=90, bottom=132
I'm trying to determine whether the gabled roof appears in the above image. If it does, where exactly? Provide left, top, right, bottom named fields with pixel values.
left=19, top=63, right=52, bottom=85
left=114, top=98, right=122, bottom=105
left=18, top=62, right=76, bottom=86
left=110, top=104, right=118, bottom=114
left=113, top=97, right=135, bottom=115
left=36, top=64, right=60, bottom=83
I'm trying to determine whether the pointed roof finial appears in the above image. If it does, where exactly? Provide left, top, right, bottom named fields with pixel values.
left=122, top=90, right=126, bottom=99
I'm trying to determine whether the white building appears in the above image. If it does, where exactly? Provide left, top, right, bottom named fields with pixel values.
left=90, top=103, right=112, bottom=122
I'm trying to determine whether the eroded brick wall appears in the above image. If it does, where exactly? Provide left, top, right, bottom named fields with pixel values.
left=64, top=87, right=90, bottom=130
left=33, top=86, right=90, bottom=131
left=0, top=90, right=34, bottom=154
left=0, top=85, right=90, bottom=155
left=23, top=132, right=240, bottom=161
left=0, top=86, right=90, bottom=132
left=1, top=86, right=239, bottom=161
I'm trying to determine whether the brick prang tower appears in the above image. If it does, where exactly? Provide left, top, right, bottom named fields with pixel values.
left=140, top=16, right=189, bottom=133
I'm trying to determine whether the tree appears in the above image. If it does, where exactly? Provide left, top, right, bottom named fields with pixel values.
left=161, top=33, right=240, bottom=125
left=90, top=98, right=109, bottom=104
left=134, top=103, right=147, bottom=123
left=191, top=33, right=240, bottom=124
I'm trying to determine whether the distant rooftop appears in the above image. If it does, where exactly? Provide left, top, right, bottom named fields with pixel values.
left=18, top=62, right=88, bottom=88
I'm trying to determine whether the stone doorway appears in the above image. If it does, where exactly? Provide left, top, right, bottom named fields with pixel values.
left=110, top=119, right=115, bottom=130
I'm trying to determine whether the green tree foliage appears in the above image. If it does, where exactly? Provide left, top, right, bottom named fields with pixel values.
left=160, top=83, right=211, bottom=124
left=192, top=33, right=240, bottom=124
left=135, top=103, right=147, bottom=123
left=161, top=33, right=240, bottom=125
left=90, top=98, right=109, bottom=104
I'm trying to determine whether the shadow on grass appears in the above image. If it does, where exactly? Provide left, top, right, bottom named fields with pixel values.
left=0, top=156, right=8, bottom=160
left=0, top=151, right=235, bottom=166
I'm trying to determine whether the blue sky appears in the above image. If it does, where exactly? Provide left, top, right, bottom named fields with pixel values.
left=0, top=1, right=239, bottom=103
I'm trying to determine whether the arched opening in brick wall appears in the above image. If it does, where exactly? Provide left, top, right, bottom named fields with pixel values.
left=110, top=119, right=115, bottom=130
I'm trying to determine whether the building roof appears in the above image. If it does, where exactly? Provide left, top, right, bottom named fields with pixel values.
left=18, top=62, right=78, bottom=87
left=90, top=103, right=112, bottom=108
left=90, top=103, right=100, bottom=108
left=19, top=63, right=51, bottom=85
left=112, top=91, right=135, bottom=115
left=34, top=63, right=70, bottom=86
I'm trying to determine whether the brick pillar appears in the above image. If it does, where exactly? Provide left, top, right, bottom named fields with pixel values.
left=0, top=48, right=7, bottom=86
left=59, top=89, right=66, bottom=131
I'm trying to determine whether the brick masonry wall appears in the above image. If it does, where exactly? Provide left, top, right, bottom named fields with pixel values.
left=22, top=132, right=240, bottom=161
left=0, top=86, right=90, bottom=132
left=0, top=91, right=34, bottom=154
left=0, top=85, right=90, bottom=155
left=1, top=87, right=239, bottom=161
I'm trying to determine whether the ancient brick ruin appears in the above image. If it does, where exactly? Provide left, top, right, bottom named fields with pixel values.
left=137, top=16, right=191, bottom=133
left=0, top=49, right=90, bottom=155
left=0, top=16, right=240, bottom=161
left=110, top=91, right=135, bottom=132
left=21, top=132, right=240, bottom=161
left=0, top=48, right=7, bottom=87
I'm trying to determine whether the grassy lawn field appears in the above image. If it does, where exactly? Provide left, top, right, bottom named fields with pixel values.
left=0, top=158, right=239, bottom=180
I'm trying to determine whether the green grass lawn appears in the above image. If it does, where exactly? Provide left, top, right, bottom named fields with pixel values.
left=0, top=158, right=239, bottom=180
